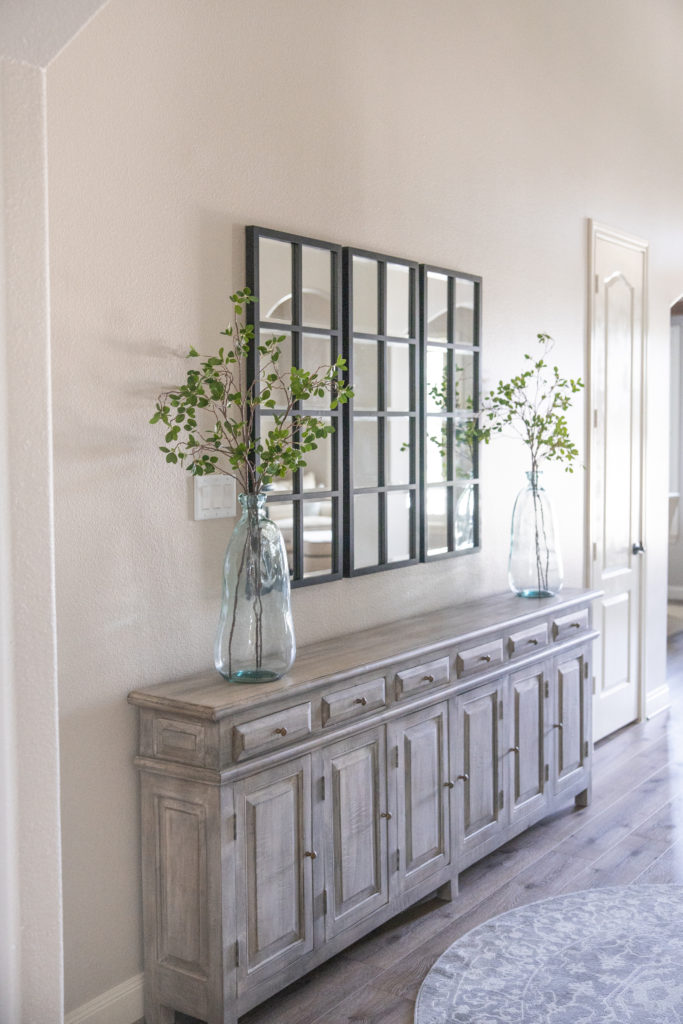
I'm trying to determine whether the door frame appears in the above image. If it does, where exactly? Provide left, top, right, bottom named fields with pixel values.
left=586, top=219, right=648, bottom=730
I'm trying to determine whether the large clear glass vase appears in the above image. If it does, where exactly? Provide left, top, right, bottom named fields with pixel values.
left=508, top=471, right=563, bottom=598
left=214, top=493, right=295, bottom=682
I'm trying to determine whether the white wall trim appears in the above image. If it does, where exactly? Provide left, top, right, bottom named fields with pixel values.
left=646, top=683, right=671, bottom=720
left=64, top=974, right=143, bottom=1024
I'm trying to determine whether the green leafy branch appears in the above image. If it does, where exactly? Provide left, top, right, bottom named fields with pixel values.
left=150, top=287, right=353, bottom=494
left=470, top=333, right=583, bottom=475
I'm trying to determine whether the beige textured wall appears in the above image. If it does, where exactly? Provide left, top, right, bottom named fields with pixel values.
left=45, top=0, right=683, bottom=1010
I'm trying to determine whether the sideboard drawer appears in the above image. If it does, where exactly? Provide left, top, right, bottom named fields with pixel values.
left=553, top=609, right=588, bottom=641
left=322, top=676, right=386, bottom=726
left=508, top=622, right=549, bottom=658
left=456, top=637, right=504, bottom=677
left=395, top=656, right=450, bottom=699
left=233, top=703, right=312, bottom=761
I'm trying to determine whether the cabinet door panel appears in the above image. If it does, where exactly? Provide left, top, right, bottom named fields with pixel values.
left=323, top=727, right=388, bottom=938
left=391, top=703, right=450, bottom=894
left=553, top=647, right=590, bottom=796
left=455, top=682, right=503, bottom=860
left=508, top=664, right=549, bottom=825
left=235, top=756, right=313, bottom=991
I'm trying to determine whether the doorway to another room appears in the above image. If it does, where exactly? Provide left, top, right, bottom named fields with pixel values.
left=668, top=299, right=683, bottom=647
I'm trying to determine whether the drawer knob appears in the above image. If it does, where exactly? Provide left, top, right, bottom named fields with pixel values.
left=353, top=696, right=368, bottom=706
left=444, top=781, right=455, bottom=789
left=274, top=726, right=288, bottom=736
left=422, top=674, right=435, bottom=683
left=304, top=850, right=317, bottom=859
left=508, top=746, right=520, bottom=754
left=480, top=654, right=492, bottom=663
left=457, top=773, right=470, bottom=782
left=527, top=638, right=538, bottom=646
left=380, top=811, right=392, bottom=820
left=553, top=723, right=563, bottom=730
left=570, top=622, right=581, bottom=629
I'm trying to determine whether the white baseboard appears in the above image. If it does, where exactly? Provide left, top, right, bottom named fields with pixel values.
left=65, top=973, right=143, bottom=1024
left=668, top=586, right=683, bottom=602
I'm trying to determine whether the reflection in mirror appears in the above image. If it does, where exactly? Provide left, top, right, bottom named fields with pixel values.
left=259, top=237, right=293, bottom=322
left=420, top=265, right=480, bottom=559
left=426, top=485, right=448, bottom=556
left=387, top=490, right=412, bottom=562
left=302, top=498, right=334, bottom=578
left=386, top=417, right=411, bottom=486
left=353, top=493, right=379, bottom=569
left=248, top=226, right=343, bottom=585
left=352, top=339, right=378, bottom=410
left=353, top=418, right=379, bottom=488
left=352, top=256, right=378, bottom=335
left=386, top=263, right=410, bottom=338
left=386, top=343, right=411, bottom=411
left=301, top=246, right=333, bottom=328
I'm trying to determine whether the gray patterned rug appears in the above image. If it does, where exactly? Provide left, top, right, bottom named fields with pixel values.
left=415, top=885, right=683, bottom=1023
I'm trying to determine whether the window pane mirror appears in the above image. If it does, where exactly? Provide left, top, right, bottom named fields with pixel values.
left=420, top=265, right=481, bottom=560
left=246, top=227, right=344, bottom=585
left=344, top=249, right=420, bottom=575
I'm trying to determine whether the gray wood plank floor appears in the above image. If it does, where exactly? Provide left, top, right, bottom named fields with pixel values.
left=174, top=630, right=683, bottom=1024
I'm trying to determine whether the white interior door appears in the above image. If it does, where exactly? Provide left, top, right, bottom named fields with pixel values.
left=588, top=221, right=647, bottom=741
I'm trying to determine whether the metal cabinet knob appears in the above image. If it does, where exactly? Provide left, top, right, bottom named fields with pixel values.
left=527, top=638, right=538, bottom=646
left=422, top=674, right=435, bottom=683
left=508, top=746, right=520, bottom=754
left=444, top=781, right=455, bottom=789
left=304, top=850, right=317, bottom=859
left=353, top=696, right=368, bottom=706
left=570, top=622, right=581, bottom=629
left=553, top=722, right=563, bottom=730
left=480, top=654, right=492, bottom=663
left=457, top=773, right=470, bottom=782
left=380, top=811, right=392, bottom=820
left=274, top=726, right=288, bottom=736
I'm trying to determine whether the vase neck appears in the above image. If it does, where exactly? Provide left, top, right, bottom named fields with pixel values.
left=238, top=492, right=266, bottom=512
left=526, top=469, right=543, bottom=489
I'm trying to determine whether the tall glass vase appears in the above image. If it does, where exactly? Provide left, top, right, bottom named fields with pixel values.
left=214, top=492, right=295, bottom=682
left=508, top=470, right=563, bottom=598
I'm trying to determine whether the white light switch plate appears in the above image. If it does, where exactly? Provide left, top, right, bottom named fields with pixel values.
left=194, top=475, right=236, bottom=520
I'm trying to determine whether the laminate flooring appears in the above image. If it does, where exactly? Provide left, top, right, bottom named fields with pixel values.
left=178, top=632, right=683, bottom=1024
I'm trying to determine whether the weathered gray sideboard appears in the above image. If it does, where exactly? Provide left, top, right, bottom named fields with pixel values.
left=129, top=588, right=599, bottom=1024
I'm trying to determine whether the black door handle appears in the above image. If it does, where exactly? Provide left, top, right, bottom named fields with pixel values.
left=632, top=542, right=645, bottom=554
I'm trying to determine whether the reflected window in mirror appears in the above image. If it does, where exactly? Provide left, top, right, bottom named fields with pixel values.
left=420, top=265, right=481, bottom=560
left=246, top=227, right=344, bottom=585
left=344, top=249, right=420, bottom=575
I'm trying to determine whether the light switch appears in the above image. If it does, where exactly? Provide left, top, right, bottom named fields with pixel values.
left=194, top=474, right=236, bottom=520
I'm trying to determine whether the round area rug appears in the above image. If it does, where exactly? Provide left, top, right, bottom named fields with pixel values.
left=415, top=885, right=683, bottom=1023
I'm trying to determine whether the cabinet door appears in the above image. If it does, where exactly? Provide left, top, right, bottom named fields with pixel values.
left=322, top=726, right=389, bottom=939
left=234, top=755, right=314, bottom=992
left=552, top=646, right=591, bottom=796
left=454, top=680, right=504, bottom=865
left=507, top=662, right=550, bottom=827
left=390, top=702, right=450, bottom=895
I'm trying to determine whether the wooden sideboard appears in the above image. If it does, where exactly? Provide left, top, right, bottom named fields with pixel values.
left=129, top=588, right=599, bottom=1024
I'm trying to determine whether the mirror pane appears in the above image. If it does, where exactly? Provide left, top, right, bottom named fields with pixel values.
left=353, top=417, right=379, bottom=488
left=302, top=497, right=334, bottom=578
left=425, top=346, right=448, bottom=412
left=386, top=263, right=410, bottom=338
left=301, top=430, right=333, bottom=491
left=426, top=417, right=449, bottom=483
left=354, top=493, right=379, bottom=569
left=385, top=416, right=411, bottom=486
left=387, top=343, right=412, bottom=412
left=455, top=279, right=475, bottom=345
left=301, top=246, right=332, bottom=328
left=455, top=483, right=477, bottom=550
left=353, top=256, right=378, bottom=335
left=453, top=352, right=475, bottom=411
left=261, top=331, right=291, bottom=406
left=266, top=471, right=293, bottom=496
left=453, top=420, right=475, bottom=480
left=387, top=490, right=412, bottom=562
left=426, top=485, right=449, bottom=556
left=300, top=333, right=333, bottom=409
left=259, top=237, right=293, bottom=323
left=353, top=338, right=378, bottom=410
left=427, top=272, right=449, bottom=341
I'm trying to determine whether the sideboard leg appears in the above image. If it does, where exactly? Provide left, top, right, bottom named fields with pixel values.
left=436, top=879, right=455, bottom=902
left=575, top=786, right=591, bottom=809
